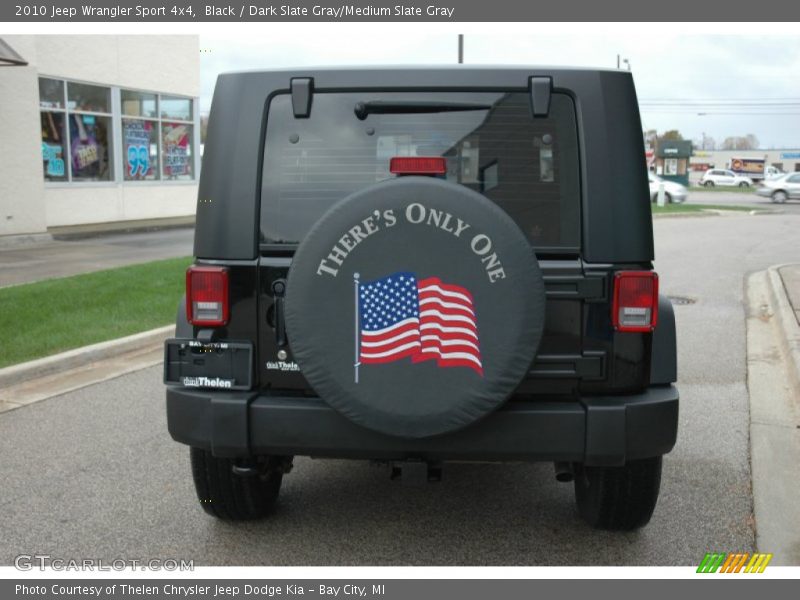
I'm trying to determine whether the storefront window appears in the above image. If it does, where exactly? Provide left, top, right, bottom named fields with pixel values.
left=69, top=114, right=112, bottom=181
left=67, top=82, right=110, bottom=113
left=41, top=112, right=67, bottom=182
left=123, top=119, right=159, bottom=181
left=38, top=78, right=196, bottom=184
left=122, top=89, right=194, bottom=181
left=122, top=90, right=157, bottom=118
left=162, top=122, right=193, bottom=180
left=160, top=96, right=192, bottom=121
left=39, top=77, right=114, bottom=182
left=39, top=78, right=65, bottom=109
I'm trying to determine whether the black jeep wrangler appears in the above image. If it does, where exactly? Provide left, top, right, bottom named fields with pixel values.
left=164, top=66, right=678, bottom=531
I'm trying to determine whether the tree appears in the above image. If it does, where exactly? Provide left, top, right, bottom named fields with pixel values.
left=656, top=130, right=684, bottom=152
left=660, top=130, right=683, bottom=141
left=721, top=134, right=759, bottom=151
left=694, top=134, right=715, bottom=151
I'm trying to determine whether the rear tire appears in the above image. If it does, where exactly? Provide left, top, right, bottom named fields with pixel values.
left=772, top=191, right=788, bottom=204
left=190, top=447, right=287, bottom=520
left=573, top=456, right=662, bottom=531
left=704, top=181, right=714, bottom=187
left=739, top=181, right=749, bottom=188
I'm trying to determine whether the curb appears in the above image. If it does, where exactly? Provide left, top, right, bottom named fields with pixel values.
left=767, top=265, right=800, bottom=399
left=0, top=325, right=173, bottom=390
left=652, top=212, right=716, bottom=219
left=0, top=232, right=54, bottom=249
left=48, top=216, right=194, bottom=240
left=653, top=208, right=780, bottom=219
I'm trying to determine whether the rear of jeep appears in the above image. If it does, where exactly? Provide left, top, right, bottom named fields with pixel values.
left=164, top=67, right=678, bottom=531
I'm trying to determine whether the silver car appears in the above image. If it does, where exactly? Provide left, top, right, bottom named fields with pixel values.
left=648, top=173, right=687, bottom=204
left=756, top=172, right=800, bottom=203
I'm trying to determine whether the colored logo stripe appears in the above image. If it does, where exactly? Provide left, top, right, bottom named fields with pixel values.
left=745, top=553, right=773, bottom=573
left=697, top=552, right=772, bottom=573
left=697, top=553, right=726, bottom=573
left=720, top=553, right=749, bottom=573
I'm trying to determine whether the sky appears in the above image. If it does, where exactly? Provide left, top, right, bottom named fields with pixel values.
left=199, top=31, right=800, bottom=149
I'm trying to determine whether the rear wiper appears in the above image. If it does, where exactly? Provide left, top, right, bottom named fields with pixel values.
left=354, top=101, right=492, bottom=121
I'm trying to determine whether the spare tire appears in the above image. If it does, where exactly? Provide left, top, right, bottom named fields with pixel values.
left=285, top=177, right=545, bottom=438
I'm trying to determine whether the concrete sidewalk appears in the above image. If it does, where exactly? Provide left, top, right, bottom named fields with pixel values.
left=747, top=263, right=800, bottom=564
left=0, top=226, right=194, bottom=288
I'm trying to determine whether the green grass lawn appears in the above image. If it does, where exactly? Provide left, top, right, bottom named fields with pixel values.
left=652, top=203, right=756, bottom=214
left=688, top=185, right=756, bottom=193
left=0, top=256, right=191, bottom=369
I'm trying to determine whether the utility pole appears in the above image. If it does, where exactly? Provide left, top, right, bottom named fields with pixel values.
left=458, top=34, right=464, bottom=64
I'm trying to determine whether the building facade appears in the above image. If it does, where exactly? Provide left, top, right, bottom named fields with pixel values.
left=653, top=140, right=693, bottom=186
left=0, top=35, right=200, bottom=239
left=689, top=149, right=800, bottom=183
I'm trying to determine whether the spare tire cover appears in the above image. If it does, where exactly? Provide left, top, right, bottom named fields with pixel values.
left=285, top=177, right=545, bottom=438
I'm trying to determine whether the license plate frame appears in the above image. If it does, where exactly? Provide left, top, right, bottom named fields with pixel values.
left=163, top=339, right=253, bottom=390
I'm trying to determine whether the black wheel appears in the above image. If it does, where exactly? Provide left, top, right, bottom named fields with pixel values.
left=573, top=456, right=663, bottom=531
left=704, top=180, right=714, bottom=187
left=190, top=447, right=289, bottom=520
left=738, top=181, right=749, bottom=188
left=665, top=192, right=673, bottom=204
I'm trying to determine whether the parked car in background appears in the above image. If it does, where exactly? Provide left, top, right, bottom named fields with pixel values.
left=700, top=169, right=753, bottom=187
left=756, top=172, right=800, bottom=203
left=648, top=173, right=687, bottom=204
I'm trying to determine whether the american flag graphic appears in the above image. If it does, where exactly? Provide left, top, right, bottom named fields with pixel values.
left=357, top=272, right=483, bottom=376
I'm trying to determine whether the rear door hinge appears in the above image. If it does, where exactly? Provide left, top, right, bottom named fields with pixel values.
left=291, top=77, right=314, bottom=118
left=529, top=76, right=552, bottom=117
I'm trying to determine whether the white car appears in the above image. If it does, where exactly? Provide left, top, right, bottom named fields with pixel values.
left=648, top=173, right=687, bottom=203
left=699, top=169, right=753, bottom=188
left=755, top=172, right=800, bottom=203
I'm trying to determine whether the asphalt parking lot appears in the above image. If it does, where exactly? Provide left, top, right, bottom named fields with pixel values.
left=0, top=211, right=798, bottom=566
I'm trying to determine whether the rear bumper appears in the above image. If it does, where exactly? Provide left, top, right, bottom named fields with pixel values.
left=166, top=385, right=678, bottom=467
left=670, top=190, right=688, bottom=203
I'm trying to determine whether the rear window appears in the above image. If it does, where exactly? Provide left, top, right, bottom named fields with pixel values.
left=260, top=91, right=580, bottom=250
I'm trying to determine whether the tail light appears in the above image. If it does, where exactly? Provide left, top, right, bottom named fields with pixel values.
left=612, top=271, right=659, bottom=332
left=390, top=156, right=447, bottom=176
left=186, top=265, right=229, bottom=326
